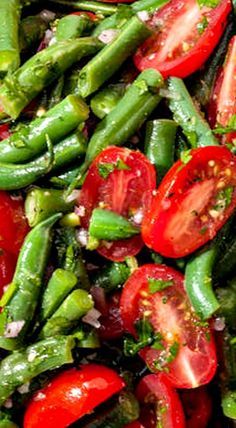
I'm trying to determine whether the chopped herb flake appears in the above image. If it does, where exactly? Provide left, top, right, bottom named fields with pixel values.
left=197, top=16, right=208, bottom=34
left=180, top=149, right=192, bottom=165
left=98, top=158, right=130, bottom=179
left=148, top=278, right=174, bottom=294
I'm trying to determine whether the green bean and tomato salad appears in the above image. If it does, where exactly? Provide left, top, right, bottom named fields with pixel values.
left=0, top=0, right=235, bottom=427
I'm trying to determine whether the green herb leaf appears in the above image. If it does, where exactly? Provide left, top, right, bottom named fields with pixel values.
left=180, top=149, right=192, bottom=165
left=98, top=162, right=115, bottom=179
left=198, top=0, right=220, bottom=8
left=197, top=16, right=208, bottom=34
left=166, top=341, right=179, bottom=363
left=148, top=278, right=174, bottom=294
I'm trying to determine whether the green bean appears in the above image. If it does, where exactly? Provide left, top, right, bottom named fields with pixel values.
left=38, top=289, right=94, bottom=339
left=48, top=0, right=117, bottom=15
left=185, top=243, right=220, bottom=320
left=20, top=15, right=49, bottom=52
left=40, top=269, right=78, bottom=323
left=0, top=37, right=102, bottom=119
left=132, top=0, right=169, bottom=12
left=50, top=164, right=85, bottom=188
left=222, top=390, right=236, bottom=420
left=168, top=77, right=219, bottom=147
left=89, top=208, right=140, bottom=242
left=55, top=227, right=90, bottom=290
left=0, top=214, right=61, bottom=350
left=84, top=69, right=163, bottom=166
left=77, top=330, right=100, bottom=349
left=0, top=335, right=75, bottom=405
left=47, top=76, right=65, bottom=110
left=144, top=119, right=177, bottom=182
left=77, top=16, right=152, bottom=97
left=56, top=14, right=93, bottom=41
left=92, top=262, right=131, bottom=292
left=0, top=414, right=18, bottom=428
left=72, top=390, right=140, bottom=427
left=0, top=95, right=89, bottom=164
left=0, top=130, right=87, bottom=191
left=90, top=84, right=126, bottom=119
left=0, top=0, right=20, bottom=77
left=25, top=187, right=78, bottom=227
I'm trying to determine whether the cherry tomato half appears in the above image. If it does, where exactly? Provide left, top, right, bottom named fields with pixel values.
left=136, top=373, right=186, bottom=428
left=72, top=11, right=98, bottom=21
left=0, top=191, right=29, bottom=256
left=142, top=146, right=236, bottom=258
left=98, top=292, right=124, bottom=341
left=120, top=264, right=217, bottom=389
left=134, top=0, right=231, bottom=78
left=24, top=364, right=125, bottom=428
left=0, top=249, right=16, bottom=298
left=124, top=422, right=145, bottom=428
left=0, top=123, right=10, bottom=140
left=208, top=35, right=236, bottom=146
left=180, top=386, right=212, bottom=428
left=79, top=146, right=156, bottom=261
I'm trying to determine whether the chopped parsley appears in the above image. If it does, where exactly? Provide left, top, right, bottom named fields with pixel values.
left=124, top=318, right=164, bottom=356
left=148, top=278, right=174, bottom=294
left=197, top=16, right=208, bottom=34
left=180, top=149, right=192, bottom=165
left=98, top=158, right=130, bottom=179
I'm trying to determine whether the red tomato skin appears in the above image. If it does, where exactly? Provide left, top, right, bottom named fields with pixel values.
left=79, top=146, right=156, bottom=262
left=71, top=11, right=98, bottom=21
left=181, top=387, right=212, bottom=428
left=134, top=0, right=231, bottom=78
left=0, top=249, right=16, bottom=298
left=24, top=364, right=125, bottom=428
left=142, top=146, right=236, bottom=258
left=0, top=124, right=10, bottom=140
left=120, top=264, right=217, bottom=389
left=124, top=422, right=145, bottom=428
left=208, top=36, right=236, bottom=145
left=0, top=191, right=29, bottom=255
left=98, top=292, right=124, bottom=341
left=136, top=373, right=186, bottom=428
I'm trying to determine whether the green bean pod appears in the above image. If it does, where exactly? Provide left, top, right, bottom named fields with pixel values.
left=0, top=95, right=88, bottom=164
left=144, top=119, right=177, bottom=182
left=25, top=187, right=78, bottom=227
left=0, top=419, right=18, bottom=428
left=0, top=214, right=61, bottom=350
left=48, top=0, right=117, bottom=15
left=168, top=77, right=219, bottom=148
left=92, top=261, right=131, bottom=292
left=0, top=130, right=87, bottom=191
left=40, top=269, right=78, bottom=323
left=89, top=208, right=140, bottom=241
left=47, top=76, right=65, bottom=110
left=90, top=84, right=126, bottom=119
left=38, top=289, right=94, bottom=339
left=0, top=336, right=75, bottom=405
left=50, top=164, right=85, bottom=188
left=185, top=244, right=220, bottom=320
left=0, top=0, right=20, bottom=77
left=56, top=14, right=93, bottom=41
left=0, top=37, right=102, bottom=119
left=84, top=69, right=163, bottom=166
left=77, top=16, right=152, bottom=97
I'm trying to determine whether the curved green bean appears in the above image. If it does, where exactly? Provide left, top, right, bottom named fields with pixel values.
left=48, top=0, right=117, bottom=15
left=0, top=0, right=20, bottom=77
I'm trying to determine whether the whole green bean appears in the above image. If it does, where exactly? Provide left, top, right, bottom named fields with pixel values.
left=50, top=164, right=85, bottom=188
left=47, top=76, right=65, bottom=110
left=0, top=214, right=61, bottom=350
left=84, top=69, right=163, bottom=167
left=48, top=0, right=117, bottom=15
left=168, top=77, right=219, bottom=147
left=56, top=14, right=93, bottom=41
left=0, top=335, right=75, bottom=405
left=38, top=289, right=94, bottom=339
left=89, top=208, right=140, bottom=241
left=25, top=187, right=79, bottom=227
left=185, top=243, right=220, bottom=320
left=77, top=16, right=151, bottom=97
left=144, top=119, right=177, bottom=182
left=90, top=84, right=126, bottom=119
left=40, top=268, right=78, bottom=323
left=0, top=0, right=20, bottom=77
left=0, top=37, right=102, bottom=119
left=0, top=95, right=88, bottom=164
left=0, top=130, right=87, bottom=191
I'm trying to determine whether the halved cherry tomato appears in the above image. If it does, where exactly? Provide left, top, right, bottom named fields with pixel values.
left=71, top=11, right=98, bottom=21
left=0, top=191, right=29, bottom=256
left=79, top=146, right=156, bottom=261
left=142, top=146, right=236, bottom=258
left=98, top=292, right=124, bottom=341
left=124, top=422, right=145, bottom=428
left=136, top=373, right=186, bottom=428
left=0, top=249, right=16, bottom=298
left=0, top=123, right=10, bottom=140
left=208, top=36, right=236, bottom=146
left=134, top=0, right=231, bottom=78
left=120, top=264, right=217, bottom=389
left=180, top=386, right=212, bottom=428
left=24, top=364, right=125, bottom=428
